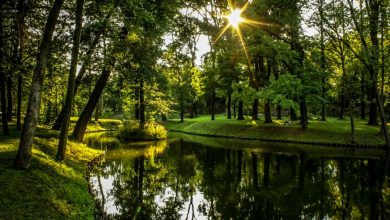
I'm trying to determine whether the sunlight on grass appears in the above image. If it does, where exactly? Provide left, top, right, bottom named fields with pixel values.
left=167, top=115, right=384, bottom=146
left=0, top=126, right=104, bottom=219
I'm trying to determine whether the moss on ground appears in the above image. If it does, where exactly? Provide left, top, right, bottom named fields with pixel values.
left=0, top=120, right=117, bottom=219
left=167, top=115, right=385, bottom=146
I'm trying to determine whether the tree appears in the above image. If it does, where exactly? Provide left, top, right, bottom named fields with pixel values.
left=0, top=0, right=10, bottom=136
left=56, top=0, right=84, bottom=161
left=14, top=0, right=65, bottom=168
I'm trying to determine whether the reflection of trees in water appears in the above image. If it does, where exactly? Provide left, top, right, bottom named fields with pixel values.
left=93, top=138, right=388, bottom=219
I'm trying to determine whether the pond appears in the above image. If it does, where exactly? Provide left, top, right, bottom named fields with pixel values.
left=86, top=132, right=389, bottom=219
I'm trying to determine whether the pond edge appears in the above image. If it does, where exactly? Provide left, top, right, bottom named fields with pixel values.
left=169, top=129, right=385, bottom=150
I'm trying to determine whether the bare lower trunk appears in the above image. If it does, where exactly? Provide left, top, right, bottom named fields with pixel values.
left=211, top=90, right=215, bottom=120
left=264, top=100, right=272, bottom=123
left=300, top=99, right=308, bottom=129
left=16, top=74, right=22, bottom=130
left=72, top=58, right=115, bottom=142
left=0, top=4, right=9, bottom=136
left=350, top=114, right=355, bottom=144
left=237, top=100, right=244, bottom=120
left=339, top=95, right=345, bottom=120
left=134, top=83, right=140, bottom=120
left=16, top=0, right=26, bottom=131
left=14, top=0, right=64, bottom=168
left=368, top=86, right=378, bottom=125
left=227, top=91, right=231, bottom=119
left=6, top=77, right=12, bottom=121
left=180, top=103, right=184, bottom=122
left=0, top=71, right=9, bottom=136
left=139, top=78, right=145, bottom=128
left=252, top=98, right=258, bottom=120
left=57, top=0, right=84, bottom=161
left=290, top=107, right=297, bottom=121
left=277, top=105, right=282, bottom=120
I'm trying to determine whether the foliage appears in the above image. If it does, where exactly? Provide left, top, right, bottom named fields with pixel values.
left=118, top=120, right=168, bottom=140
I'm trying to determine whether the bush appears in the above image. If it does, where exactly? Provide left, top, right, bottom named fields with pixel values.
left=118, top=120, right=167, bottom=140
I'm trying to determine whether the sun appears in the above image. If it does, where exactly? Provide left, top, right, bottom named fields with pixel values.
left=214, top=1, right=276, bottom=73
left=227, top=8, right=243, bottom=29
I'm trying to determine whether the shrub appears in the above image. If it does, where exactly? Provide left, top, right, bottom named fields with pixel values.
left=118, top=120, right=167, bottom=140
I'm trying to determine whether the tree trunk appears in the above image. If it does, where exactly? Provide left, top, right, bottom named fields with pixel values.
left=16, top=0, right=26, bottom=130
left=252, top=98, right=258, bottom=120
left=0, top=3, right=9, bottom=136
left=319, top=0, right=326, bottom=121
left=52, top=32, right=101, bottom=130
left=350, top=114, right=355, bottom=144
left=0, top=74, right=8, bottom=136
left=72, top=58, right=116, bottom=142
left=14, top=0, right=64, bottom=168
left=6, top=77, right=12, bottom=121
left=16, top=74, right=22, bottom=130
left=57, top=0, right=84, bottom=161
left=227, top=91, right=232, bottom=119
left=339, top=95, right=345, bottom=120
left=277, top=105, right=282, bottom=120
left=300, top=100, right=308, bottom=129
left=264, top=100, right=272, bottom=123
left=237, top=100, right=244, bottom=120
left=361, top=72, right=366, bottom=120
left=233, top=101, right=236, bottom=118
left=368, top=86, right=378, bottom=125
left=211, top=90, right=215, bottom=120
left=134, top=81, right=140, bottom=120
left=94, top=97, right=99, bottom=122
left=290, top=107, right=297, bottom=121
left=139, top=78, right=145, bottom=128
left=180, top=103, right=184, bottom=122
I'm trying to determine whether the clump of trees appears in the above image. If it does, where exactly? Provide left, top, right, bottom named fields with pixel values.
left=0, top=0, right=388, bottom=171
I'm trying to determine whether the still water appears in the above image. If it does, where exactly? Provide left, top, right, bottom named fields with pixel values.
left=86, top=132, right=389, bottom=219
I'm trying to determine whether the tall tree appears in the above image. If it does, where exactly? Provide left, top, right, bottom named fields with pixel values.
left=15, top=0, right=27, bottom=131
left=72, top=56, right=116, bottom=142
left=0, top=0, right=10, bottom=136
left=56, top=0, right=84, bottom=161
left=14, top=0, right=65, bottom=168
left=51, top=13, right=110, bottom=130
left=319, top=0, right=327, bottom=121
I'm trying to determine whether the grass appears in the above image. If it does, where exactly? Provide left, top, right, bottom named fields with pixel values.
left=0, top=119, right=121, bottom=219
left=166, top=115, right=385, bottom=146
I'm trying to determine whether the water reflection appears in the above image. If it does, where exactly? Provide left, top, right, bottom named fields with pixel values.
left=88, top=132, right=389, bottom=219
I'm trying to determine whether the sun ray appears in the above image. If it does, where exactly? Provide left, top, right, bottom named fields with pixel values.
left=214, top=24, right=231, bottom=43
left=241, top=1, right=250, bottom=13
left=236, top=27, right=250, bottom=66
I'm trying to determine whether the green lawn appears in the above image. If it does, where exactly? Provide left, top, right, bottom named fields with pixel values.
left=0, top=119, right=122, bottom=219
left=167, top=115, right=385, bottom=146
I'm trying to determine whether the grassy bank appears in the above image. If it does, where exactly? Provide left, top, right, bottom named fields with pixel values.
left=167, top=115, right=385, bottom=147
left=0, top=119, right=121, bottom=219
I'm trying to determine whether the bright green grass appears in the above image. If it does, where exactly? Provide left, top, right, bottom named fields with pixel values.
left=167, top=115, right=385, bottom=146
left=0, top=123, right=106, bottom=219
